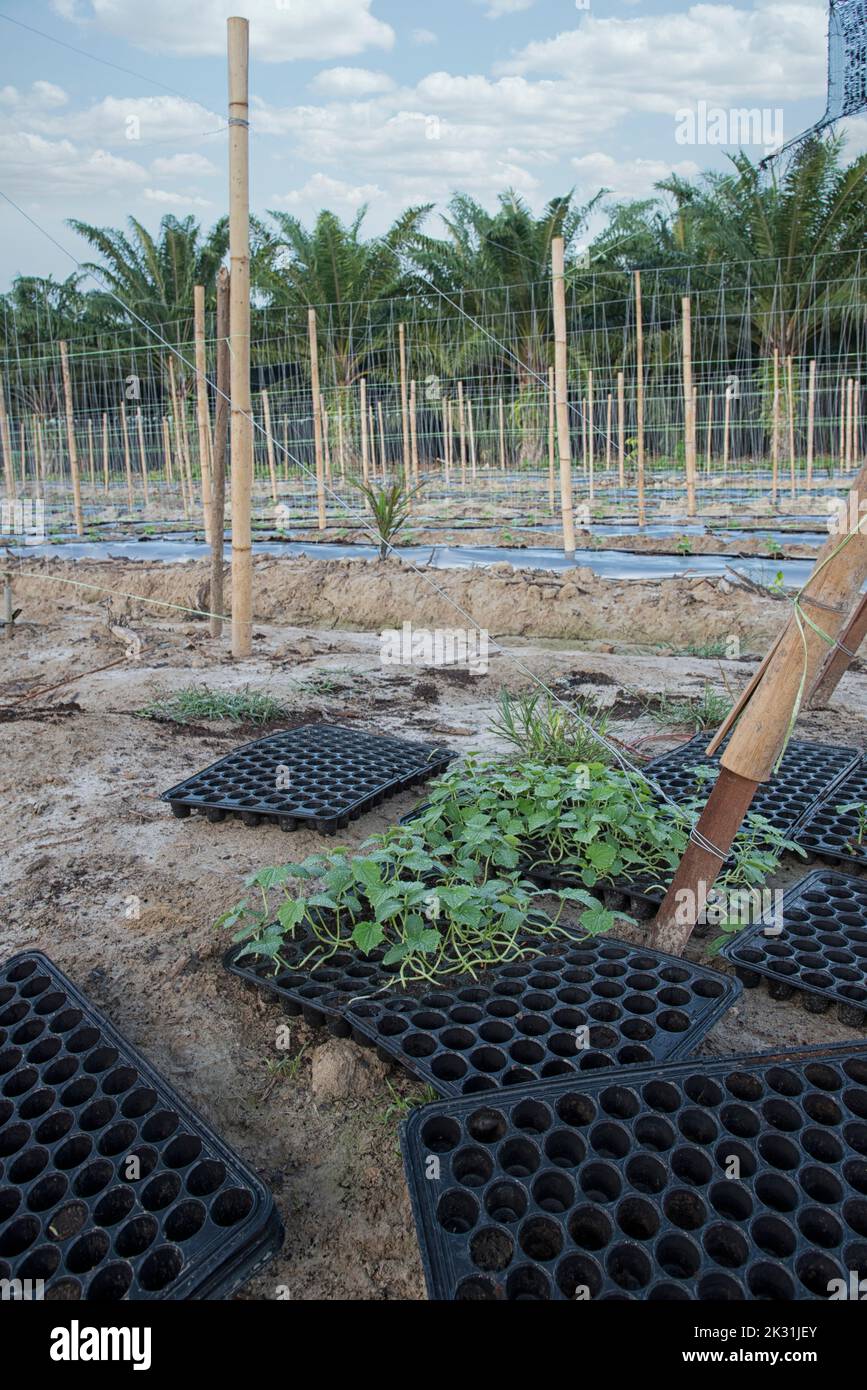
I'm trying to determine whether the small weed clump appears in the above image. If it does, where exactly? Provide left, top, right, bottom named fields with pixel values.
left=649, top=683, right=732, bottom=732
left=490, top=690, right=613, bottom=765
left=138, top=684, right=289, bottom=725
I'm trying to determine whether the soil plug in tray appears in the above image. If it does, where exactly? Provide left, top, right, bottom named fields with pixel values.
left=400, top=1042, right=867, bottom=1300
left=162, top=722, right=454, bottom=833
left=225, top=926, right=739, bottom=1093
left=795, top=756, right=867, bottom=870
left=720, top=869, right=867, bottom=1025
left=0, top=952, right=283, bottom=1300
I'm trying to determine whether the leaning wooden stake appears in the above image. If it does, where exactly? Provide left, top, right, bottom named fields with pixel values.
left=551, top=236, right=575, bottom=555
left=228, top=14, right=253, bottom=657
left=634, top=272, right=646, bottom=526
left=651, top=458, right=867, bottom=955
left=809, top=592, right=867, bottom=708
left=193, top=284, right=213, bottom=543
left=211, top=266, right=230, bottom=640
left=58, top=341, right=84, bottom=535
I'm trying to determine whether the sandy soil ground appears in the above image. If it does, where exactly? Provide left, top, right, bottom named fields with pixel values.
left=1, top=554, right=865, bottom=1300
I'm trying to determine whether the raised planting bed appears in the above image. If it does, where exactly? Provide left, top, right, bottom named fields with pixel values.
left=161, top=722, right=454, bottom=833
left=720, top=870, right=867, bottom=1026
left=225, top=928, right=740, bottom=1095
left=400, top=1042, right=867, bottom=1300
left=0, top=952, right=283, bottom=1299
left=795, top=756, right=867, bottom=870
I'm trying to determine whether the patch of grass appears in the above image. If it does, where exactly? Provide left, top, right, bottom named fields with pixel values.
left=381, top=1080, right=438, bottom=1126
left=138, top=684, right=289, bottom=725
left=490, top=689, right=613, bottom=765
left=679, top=638, right=729, bottom=659
left=648, top=683, right=733, bottom=732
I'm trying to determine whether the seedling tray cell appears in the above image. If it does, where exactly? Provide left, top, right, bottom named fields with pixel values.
left=642, top=733, right=860, bottom=840
left=721, top=870, right=867, bottom=1025
left=162, top=722, right=453, bottom=833
left=795, top=756, right=867, bottom=870
left=0, top=952, right=283, bottom=1300
left=400, top=1042, right=867, bottom=1300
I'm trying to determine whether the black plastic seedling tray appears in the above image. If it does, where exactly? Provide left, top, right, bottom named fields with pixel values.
left=226, top=929, right=740, bottom=1097
left=721, top=870, right=867, bottom=1025
left=162, top=722, right=454, bottom=833
left=0, top=952, right=283, bottom=1300
left=401, top=1041, right=867, bottom=1300
left=642, top=732, right=860, bottom=839
left=795, top=756, right=867, bottom=870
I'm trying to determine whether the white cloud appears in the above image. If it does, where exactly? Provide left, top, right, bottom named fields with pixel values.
left=310, top=67, right=395, bottom=97
left=150, top=152, right=219, bottom=177
left=273, top=171, right=384, bottom=208
left=54, top=0, right=395, bottom=61
left=476, top=0, right=536, bottom=16
left=410, top=29, right=437, bottom=46
left=0, top=132, right=147, bottom=196
left=571, top=151, right=702, bottom=198
left=143, top=187, right=211, bottom=207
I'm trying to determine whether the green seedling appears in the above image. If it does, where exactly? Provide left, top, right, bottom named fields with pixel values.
left=837, top=801, right=867, bottom=849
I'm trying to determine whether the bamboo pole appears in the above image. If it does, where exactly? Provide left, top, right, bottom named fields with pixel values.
left=409, top=379, right=419, bottom=482
left=18, top=420, right=25, bottom=490
left=787, top=354, right=796, bottom=496
left=261, top=389, right=278, bottom=505
left=0, top=371, right=14, bottom=501
left=34, top=414, right=45, bottom=485
left=806, top=359, right=816, bottom=490
left=377, top=400, right=387, bottom=475
left=211, top=266, right=229, bottom=639
left=398, top=322, right=411, bottom=487
left=168, top=360, right=189, bottom=517
left=682, top=296, right=696, bottom=517
left=58, top=341, right=83, bottom=535
left=87, top=419, right=95, bottom=488
left=135, top=408, right=150, bottom=507
left=581, top=398, right=587, bottom=474
left=467, top=395, right=477, bottom=481
left=102, top=413, right=110, bottom=492
left=723, top=385, right=731, bottom=475
left=771, top=348, right=780, bottom=502
left=457, top=380, right=467, bottom=485
left=547, top=366, right=555, bottom=512
left=308, top=309, right=326, bottom=528
left=443, top=397, right=451, bottom=481
left=337, top=396, right=345, bottom=481
left=616, top=370, right=625, bottom=489
left=162, top=417, right=172, bottom=486
left=193, top=284, right=213, bottom=543
left=368, top=405, right=376, bottom=479
left=809, top=592, right=867, bottom=708
left=359, top=378, right=369, bottom=484
left=705, top=392, right=713, bottom=474
left=587, top=369, right=595, bottom=505
left=119, top=400, right=134, bottom=511
left=498, top=395, right=506, bottom=470
left=606, top=392, right=612, bottom=473
left=634, top=272, right=646, bottom=526
left=321, top=396, right=331, bottom=485
left=282, top=415, right=289, bottom=481
left=839, top=377, right=847, bottom=474
left=652, top=457, right=867, bottom=954
left=847, top=378, right=855, bottom=471
left=551, top=236, right=575, bottom=555
left=228, top=14, right=253, bottom=656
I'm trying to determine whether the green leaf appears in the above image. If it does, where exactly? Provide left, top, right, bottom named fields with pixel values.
left=351, top=920, right=385, bottom=954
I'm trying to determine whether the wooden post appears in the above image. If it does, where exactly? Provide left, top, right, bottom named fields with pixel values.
left=551, top=236, right=575, bottom=555
left=0, top=372, right=14, bottom=501
left=261, top=389, right=278, bottom=505
left=467, top=395, right=477, bottom=480
left=87, top=419, right=95, bottom=488
left=193, top=284, right=213, bottom=543
left=616, top=370, right=625, bottom=489
left=359, top=378, right=369, bottom=484
left=321, top=395, right=331, bottom=485
left=839, top=377, right=847, bottom=474
left=135, top=408, right=150, bottom=507
left=587, top=369, right=595, bottom=505
left=398, top=322, right=411, bottom=487
left=34, top=414, right=45, bottom=485
left=211, top=266, right=229, bottom=639
left=634, top=272, right=646, bottom=526
left=682, top=296, right=696, bottom=517
left=368, top=405, right=376, bottom=478
left=119, top=400, right=134, bottom=511
left=547, top=366, right=555, bottom=512
left=337, top=396, right=345, bottom=480
left=771, top=348, right=780, bottom=502
left=787, top=354, right=796, bottom=496
left=3, top=572, right=13, bottom=641
left=606, top=392, right=612, bottom=474
left=58, top=341, right=84, bottom=535
left=457, top=380, right=467, bottom=486
left=409, top=379, right=419, bottom=482
left=377, top=400, right=387, bottom=475
left=809, top=592, right=867, bottom=708
left=847, top=378, right=855, bottom=471
left=806, top=359, right=816, bottom=490
left=102, top=412, right=110, bottom=493
left=162, top=417, right=173, bottom=486
left=723, top=384, right=731, bottom=476
left=228, top=15, right=253, bottom=657
left=651, top=457, right=867, bottom=955
left=168, top=359, right=189, bottom=517
left=443, top=397, right=451, bottom=481
left=705, top=391, right=713, bottom=474
left=308, top=309, right=326, bottom=527
left=498, top=395, right=506, bottom=470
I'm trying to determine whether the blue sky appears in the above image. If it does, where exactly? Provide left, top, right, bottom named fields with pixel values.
left=0, top=0, right=863, bottom=288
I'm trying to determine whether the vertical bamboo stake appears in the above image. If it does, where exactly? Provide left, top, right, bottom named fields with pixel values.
left=786, top=354, right=796, bottom=496
left=0, top=371, right=14, bottom=501
left=321, top=396, right=331, bottom=485
left=282, top=415, right=289, bottom=481
left=102, top=413, right=110, bottom=493
left=398, top=322, right=411, bottom=487
left=616, top=370, right=625, bottom=489
left=228, top=15, right=253, bottom=657
left=467, top=396, right=477, bottom=480
left=359, top=378, right=369, bottom=484
left=34, top=414, right=45, bottom=485
left=368, top=405, right=376, bottom=479
left=261, top=389, right=278, bottom=505
left=135, top=409, right=150, bottom=507
left=806, top=359, right=816, bottom=490
left=457, top=380, right=467, bottom=485
left=606, top=392, right=612, bottom=473
left=839, top=377, right=847, bottom=474
left=211, top=266, right=230, bottom=639
left=443, top=397, right=451, bottom=480
left=119, top=400, right=134, bottom=511
left=308, top=309, right=326, bottom=528
left=337, top=396, right=345, bottom=481
left=552, top=236, right=575, bottom=555
left=581, top=399, right=587, bottom=474
left=723, top=387, right=731, bottom=475
left=634, top=273, right=646, bottom=526
left=168, top=360, right=189, bottom=517
left=377, top=400, right=387, bottom=475
left=409, top=380, right=419, bottom=482
left=193, top=284, right=213, bottom=543
left=587, top=369, right=595, bottom=505
left=162, top=417, right=172, bottom=486
left=705, top=391, right=713, bottom=474
left=87, top=419, right=95, bottom=488
left=771, top=348, right=780, bottom=502
left=58, top=341, right=83, bottom=535
left=847, top=378, right=855, bottom=471
left=681, top=296, right=696, bottom=517
left=547, top=366, right=555, bottom=512
left=498, top=395, right=506, bottom=470
left=18, top=421, right=25, bottom=489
